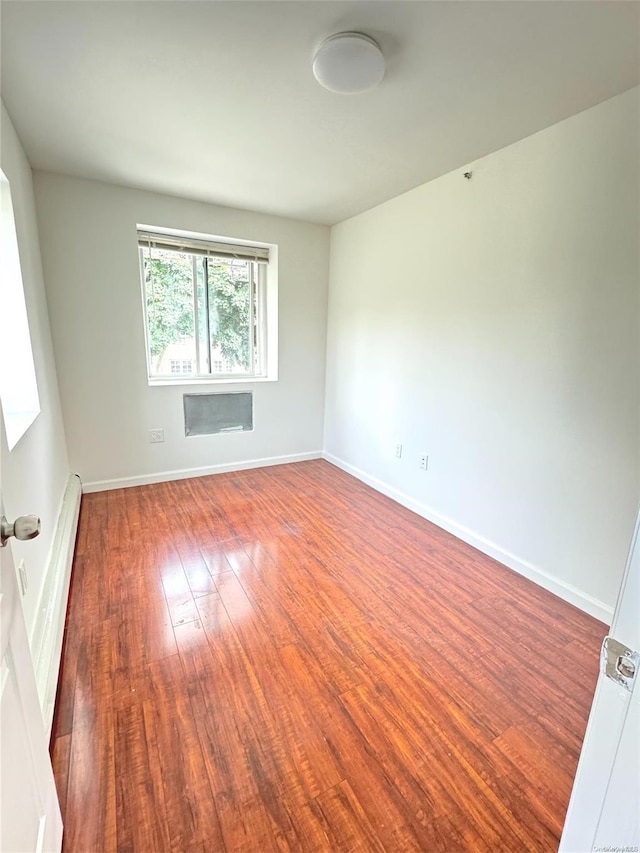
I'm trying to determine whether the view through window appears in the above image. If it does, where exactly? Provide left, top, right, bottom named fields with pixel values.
left=0, top=169, right=40, bottom=449
left=138, top=230, right=269, bottom=381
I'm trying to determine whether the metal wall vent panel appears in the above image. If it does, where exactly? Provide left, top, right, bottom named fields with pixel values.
left=184, top=392, right=253, bottom=436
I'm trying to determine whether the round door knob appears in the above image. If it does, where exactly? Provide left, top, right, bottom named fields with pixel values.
left=1, top=514, right=41, bottom=546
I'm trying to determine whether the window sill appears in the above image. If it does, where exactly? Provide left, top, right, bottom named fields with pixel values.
left=148, top=375, right=276, bottom=388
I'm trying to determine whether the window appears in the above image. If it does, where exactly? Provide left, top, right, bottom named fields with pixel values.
left=0, top=169, right=40, bottom=450
left=138, top=227, right=275, bottom=383
left=170, top=359, right=194, bottom=375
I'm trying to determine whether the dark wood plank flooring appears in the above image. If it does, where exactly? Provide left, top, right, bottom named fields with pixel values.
left=50, top=459, right=605, bottom=852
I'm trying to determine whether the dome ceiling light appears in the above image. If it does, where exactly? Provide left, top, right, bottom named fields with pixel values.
left=312, top=32, right=385, bottom=95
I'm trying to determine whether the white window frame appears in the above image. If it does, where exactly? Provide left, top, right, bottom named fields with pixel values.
left=138, top=225, right=278, bottom=386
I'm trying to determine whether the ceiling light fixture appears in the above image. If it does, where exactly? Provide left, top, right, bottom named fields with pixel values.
left=312, top=32, right=385, bottom=95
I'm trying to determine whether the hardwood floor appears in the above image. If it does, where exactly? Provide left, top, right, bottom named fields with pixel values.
left=50, top=459, right=605, bottom=852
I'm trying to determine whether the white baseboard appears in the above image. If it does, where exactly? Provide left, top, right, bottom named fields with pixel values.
left=323, top=452, right=613, bottom=626
left=29, top=473, right=82, bottom=738
left=82, top=451, right=323, bottom=493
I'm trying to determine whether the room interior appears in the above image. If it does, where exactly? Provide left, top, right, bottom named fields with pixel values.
left=0, top=1, right=638, bottom=851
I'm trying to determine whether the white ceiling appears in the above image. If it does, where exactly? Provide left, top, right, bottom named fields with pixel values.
left=1, top=1, right=638, bottom=225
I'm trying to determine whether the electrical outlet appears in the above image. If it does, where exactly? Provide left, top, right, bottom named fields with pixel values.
left=419, top=454, right=428, bottom=470
left=395, top=443, right=403, bottom=459
left=149, top=428, right=164, bottom=444
left=17, top=559, right=28, bottom=596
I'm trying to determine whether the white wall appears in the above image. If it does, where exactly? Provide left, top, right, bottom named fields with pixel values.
left=34, top=173, right=329, bottom=487
left=1, top=104, right=70, bottom=635
left=324, top=88, right=640, bottom=617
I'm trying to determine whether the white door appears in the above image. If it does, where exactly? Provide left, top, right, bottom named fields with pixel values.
left=0, top=412, right=63, bottom=852
left=560, top=511, right=640, bottom=852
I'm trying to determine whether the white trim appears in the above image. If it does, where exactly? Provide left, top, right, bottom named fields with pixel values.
left=29, top=473, right=82, bottom=738
left=35, top=815, right=47, bottom=853
left=82, top=451, right=323, bottom=493
left=147, top=376, right=277, bottom=387
left=323, top=451, right=613, bottom=625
